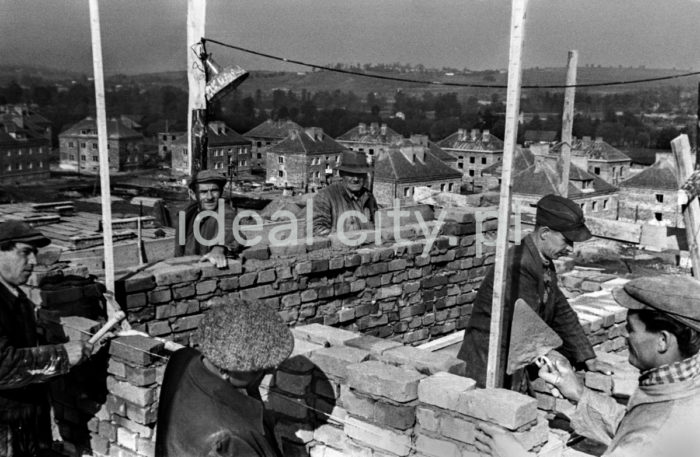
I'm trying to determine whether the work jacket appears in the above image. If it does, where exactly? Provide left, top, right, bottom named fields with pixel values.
left=457, top=234, right=595, bottom=388
left=570, top=373, right=700, bottom=456
left=173, top=201, right=240, bottom=257
left=312, top=182, right=377, bottom=236
left=155, top=348, right=282, bottom=457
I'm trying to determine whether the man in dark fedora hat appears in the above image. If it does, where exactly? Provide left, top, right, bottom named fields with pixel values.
left=312, top=149, right=378, bottom=236
left=457, top=194, right=612, bottom=390
left=0, top=220, right=93, bottom=455
left=475, top=274, right=700, bottom=457
left=174, top=169, right=240, bottom=268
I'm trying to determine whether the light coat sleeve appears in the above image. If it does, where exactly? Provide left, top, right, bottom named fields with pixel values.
left=570, top=388, right=627, bottom=447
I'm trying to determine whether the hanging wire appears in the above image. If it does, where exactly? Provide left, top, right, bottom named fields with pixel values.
left=203, top=38, right=700, bottom=90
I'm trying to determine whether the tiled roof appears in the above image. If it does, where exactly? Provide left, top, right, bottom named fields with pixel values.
left=207, top=123, right=251, bottom=146
left=512, top=158, right=617, bottom=198
left=268, top=129, right=346, bottom=156
left=60, top=117, right=143, bottom=139
left=481, top=146, right=532, bottom=176
left=437, top=129, right=504, bottom=152
left=551, top=138, right=631, bottom=162
left=374, top=145, right=462, bottom=183
left=428, top=142, right=457, bottom=163
left=619, top=156, right=678, bottom=191
left=336, top=123, right=403, bottom=144
left=244, top=119, right=303, bottom=139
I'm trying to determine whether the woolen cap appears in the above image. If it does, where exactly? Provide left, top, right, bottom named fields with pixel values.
left=612, top=275, right=700, bottom=332
left=188, top=169, right=228, bottom=191
left=337, top=150, right=371, bottom=174
left=197, top=299, right=294, bottom=372
left=536, top=194, right=592, bottom=242
left=0, top=220, right=50, bottom=248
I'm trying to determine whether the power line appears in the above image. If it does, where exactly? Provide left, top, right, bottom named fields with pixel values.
left=204, top=38, right=700, bottom=90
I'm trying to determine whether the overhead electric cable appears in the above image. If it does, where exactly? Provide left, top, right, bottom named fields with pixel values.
left=204, top=38, right=700, bottom=90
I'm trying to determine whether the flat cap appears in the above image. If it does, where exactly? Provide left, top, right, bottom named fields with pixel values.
left=188, top=169, right=228, bottom=191
left=197, top=299, right=294, bottom=372
left=613, top=275, right=700, bottom=332
left=0, top=220, right=50, bottom=248
left=536, top=194, right=592, bottom=242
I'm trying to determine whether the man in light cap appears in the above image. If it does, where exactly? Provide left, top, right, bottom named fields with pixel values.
left=312, top=149, right=378, bottom=236
left=155, top=299, right=293, bottom=457
left=174, top=169, right=240, bottom=267
left=457, top=194, right=612, bottom=390
left=0, top=220, right=92, bottom=456
left=474, top=274, right=700, bottom=457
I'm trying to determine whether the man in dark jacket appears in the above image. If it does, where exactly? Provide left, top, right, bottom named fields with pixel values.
left=0, top=221, right=92, bottom=456
left=457, top=194, right=612, bottom=390
left=312, top=150, right=378, bottom=237
left=156, top=299, right=294, bottom=457
left=174, top=170, right=240, bottom=267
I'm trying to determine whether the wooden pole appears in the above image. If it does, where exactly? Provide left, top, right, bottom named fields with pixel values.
left=187, top=0, right=207, bottom=176
left=671, top=134, right=700, bottom=280
left=88, top=0, right=115, bottom=295
left=486, top=0, right=528, bottom=389
left=558, top=50, right=578, bottom=197
left=696, top=82, right=699, bottom=168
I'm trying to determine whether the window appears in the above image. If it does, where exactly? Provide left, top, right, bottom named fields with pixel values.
left=92, top=155, right=98, bottom=161
left=369, top=149, right=374, bottom=155
left=81, top=155, right=86, bottom=161
left=592, top=201, right=598, bottom=211
left=92, top=143, right=97, bottom=149
left=603, top=199, right=608, bottom=209
left=28, top=148, right=32, bottom=155
left=68, top=142, right=74, bottom=147
left=80, top=142, right=86, bottom=148
left=278, top=156, right=284, bottom=164
left=5, top=164, right=10, bottom=171
left=278, top=170, right=284, bottom=177
left=469, top=157, right=475, bottom=164
left=440, top=184, right=446, bottom=191
left=469, top=170, right=475, bottom=177
left=655, top=212, right=663, bottom=222
left=256, top=141, right=262, bottom=148
left=458, top=163, right=464, bottom=169
left=594, top=167, right=600, bottom=175
left=39, top=161, right=43, bottom=168
left=612, top=167, right=617, bottom=176
left=70, top=155, right=75, bottom=161
left=162, top=135, right=167, bottom=141
left=266, top=141, right=271, bottom=145
left=257, top=153, right=262, bottom=159
left=655, top=194, right=663, bottom=203
left=620, top=166, right=625, bottom=177
left=404, top=187, right=411, bottom=197
left=171, top=135, right=176, bottom=141
left=6, top=151, right=9, bottom=157
left=481, top=157, right=487, bottom=164
left=448, top=183, right=454, bottom=192
left=18, top=149, right=22, bottom=156
left=17, top=163, right=22, bottom=170
left=28, top=162, right=33, bottom=169
left=359, top=148, right=364, bottom=152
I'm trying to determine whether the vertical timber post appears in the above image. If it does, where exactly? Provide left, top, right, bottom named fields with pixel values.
left=486, top=0, right=528, bottom=389
left=671, top=134, right=700, bottom=280
left=559, top=50, right=578, bottom=197
left=187, top=0, right=207, bottom=176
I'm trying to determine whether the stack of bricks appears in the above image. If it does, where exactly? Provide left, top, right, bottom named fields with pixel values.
left=559, top=267, right=619, bottom=296
left=115, top=206, right=500, bottom=347
left=267, top=324, right=554, bottom=457
left=87, top=334, right=169, bottom=457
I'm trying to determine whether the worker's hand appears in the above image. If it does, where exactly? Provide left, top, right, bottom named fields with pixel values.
left=64, top=340, right=94, bottom=367
left=585, top=357, right=614, bottom=376
left=539, top=357, right=584, bottom=403
left=474, top=423, right=530, bottom=457
left=201, top=246, right=228, bottom=268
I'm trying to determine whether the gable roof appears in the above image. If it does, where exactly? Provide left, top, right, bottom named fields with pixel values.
left=268, top=128, right=346, bottom=156
left=244, top=119, right=304, bottom=139
left=59, top=117, right=143, bottom=139
left=619, top=156, right=678, bottom=191
left=374, top=145, right=462, bottom=184
left=336, top=123, right=403, bottom=144
left=512, top=158, right=617, bottom=198
left=481, top=146, right=532, bottom=176
left=428, top=142, right=457, bottom=163
left=551, top=138, right=631, bottom=162
left=437, top=129, right=504, bottom=152
left=207, top=122, right=251, bottom=146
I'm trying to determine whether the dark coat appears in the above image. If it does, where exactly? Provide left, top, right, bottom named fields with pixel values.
left=457, top=234, right=595, bottom=388
left=174, top=201, right=240, bottom=257
left=155, top=348, right=283, bottom=457
left=312, top=183, right=378, bottom=236
left=0, top=282, right=71, bottom=455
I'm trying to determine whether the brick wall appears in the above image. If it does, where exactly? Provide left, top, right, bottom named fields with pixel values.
left=618, top=187, right=683, bottom=227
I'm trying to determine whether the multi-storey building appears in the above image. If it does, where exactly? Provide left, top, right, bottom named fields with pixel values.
left=335, top=122, right=403, bottom=159
left=437, top=129, right=504, bottom=191
left=244, top=119, right=303, bottom=171
left=170, top=121, right=252, bottom=176
left=551, top=136, right=632, bottom=186
left=0, top=116, right=51, bottom=184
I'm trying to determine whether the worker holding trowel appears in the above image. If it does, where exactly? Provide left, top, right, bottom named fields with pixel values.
left=474, top=275, right=700, bottom=457
left=457, top=194, right=613, bottom=391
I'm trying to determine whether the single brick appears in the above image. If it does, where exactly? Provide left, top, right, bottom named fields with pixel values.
left=60, top=316, right=101, bottom=342
left=148, top=288, right=172, bottom=304
left=344, top=335, right=403, bottom=356
left=109, top=335, right=165, bottom=366
left=340, top=386, right=416, bottom=430
left=170, top=314, right=203, bottom=332
left=380, top=346, right=466, bottom=376
left=196, top=279, right=218, bottom=295
left=152, top=264, right=201, bottom=286
left=113, top=414, right=155, bottom=439
left=309, top=346, right=371, bottom=381
left=107, top=359, right=127, bottom=378
left=274, top=371, right=312, bottom=396
left=122, top=272, right=157, bottom=293
left=585, top=372, right=613, bottom=393
left=313, top=424, right=347, bottom=448
left=416, top=406, right=439, bottom=432
left=125, top=401, right=158, bottom=424
left=257, top=269, right=276, bottom=284
left=344, top=417, right=411, bottom=456
left=415, top=434, right=462, bottom=457
left=457, top=388, right=537, bottom=430
left=513, top=414, right=549, bottom=450
left=147, top=320, right=171, bottom=336
left=125, top=364, right=158, bottom=387
left=265, top=394, right=308, bottom=420
left=106, top=377, right=158, bottom=407
left=117, top=427, right=138, bottom=452
left=346, top=361, right=424, bottom=403
left=418, top=372, right=477, bottom=410
left=440, top=414, right=477, bottom=444
left=292, top=324, right=358, bottom=347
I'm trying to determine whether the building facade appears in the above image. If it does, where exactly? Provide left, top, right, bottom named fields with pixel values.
left=437, top=129, right=504, bottom=191
left=551, top=136, right=632, bottom=186
left=59, top=117, right=145, bottom=173
left=335, top=122, right=403, bottom=159
left=0, top=122, right=51, bottom=184
left=266, top=127, right=346, bottom=190
left=244, top=119, right=303, bottom=171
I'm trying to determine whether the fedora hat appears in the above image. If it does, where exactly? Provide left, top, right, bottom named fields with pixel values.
left=337, top=150, right=371, bottom=174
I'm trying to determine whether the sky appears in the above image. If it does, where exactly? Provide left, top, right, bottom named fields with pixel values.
left=1, top=0, right=699, bottom=75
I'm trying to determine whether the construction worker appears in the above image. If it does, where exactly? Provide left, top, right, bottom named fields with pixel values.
left=155, top=299, right=293, bottom=457
left=475, top=275, right=700, bottom=457
left=457, top=194, right=613, bottom=390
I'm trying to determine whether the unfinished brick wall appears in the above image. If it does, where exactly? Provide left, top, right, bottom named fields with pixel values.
left=115, top=206, right=500, bottom=347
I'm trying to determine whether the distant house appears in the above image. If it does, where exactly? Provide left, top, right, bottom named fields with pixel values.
left=244, top=119, right=304, bottom=171
left=551, top=136, right=632, bottom=186
left=59, top=117, right=145, bottom=173
left=335, top=122, right=403, bottom=159
left=618, top=153, right=682, bottom=227
left=437, top=128, right=504, bottom=191
left=170, top=121, right=252, bottom=176
left=266, top=127, right=346, bottom=190
left=158, top=131, right=186, bottom=161
left=0, top=112, right=51, bottom=184
left=0, top=104, right=53, bottom=144
left=373, top=142, right=463, bottom=206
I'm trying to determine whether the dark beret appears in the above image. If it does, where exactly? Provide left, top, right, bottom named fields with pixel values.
left=536, top=194, right=592, bottom=242
left=613, top=275, right=700, bottom=332
left=0, top=220, right=50, bottom=248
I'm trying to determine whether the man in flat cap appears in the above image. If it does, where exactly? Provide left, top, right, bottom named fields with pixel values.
left=0, top=220, right=92, bottom=456
left=457, top=194, right=612, bottom=390
left=156, top=299, right=293, bottom=457
left=474, top=274, right=700, bottom=457
left=312, top=149, right=378, bottom=237
left=174, top=169, right=241, bottom=268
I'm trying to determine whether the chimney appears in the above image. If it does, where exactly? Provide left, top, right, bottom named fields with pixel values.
left=370, top=122, right=379, bottom=135
left=595, top=136, right=603, bottom=143
left=400, top=145, right=425, bottom=164
left=482, top=129, right=490, bottom=142
left=305, top=127, right=323, bottom=141
left=289, top=129, right=299, bottom=140
left=458, top=128, right=466, bottom=141
left=470, top=129, right=478, bottom=140
left=380, top=123, right=388, bottom=135
left=358, top=123, right=367, bottom=135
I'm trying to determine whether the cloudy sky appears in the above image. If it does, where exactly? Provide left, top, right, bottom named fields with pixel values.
left=1, top=0, right=699, bottom=75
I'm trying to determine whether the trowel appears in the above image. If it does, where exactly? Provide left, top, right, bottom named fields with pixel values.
left=506, top=298, right=563, bottom=375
